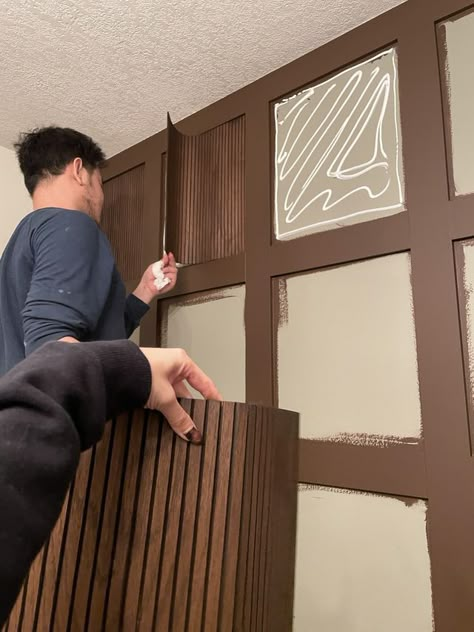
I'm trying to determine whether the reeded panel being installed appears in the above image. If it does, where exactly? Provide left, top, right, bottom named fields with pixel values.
left=293, top=485, right=433, bottom=631
left=273, top=47, right=405, bottom=240
left=160, top=285, right=246, bottom=402
left=438, top=9, right=474, bottom=196
left=166, top=116, right=245, bottom=264
left=277, top=253, right=421, bottom=441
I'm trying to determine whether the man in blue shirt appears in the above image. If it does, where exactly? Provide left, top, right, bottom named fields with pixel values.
left=0, top=126, right=177, bottom=375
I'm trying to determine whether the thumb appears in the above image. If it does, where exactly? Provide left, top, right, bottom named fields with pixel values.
left=153, top=383, right=202, bottom=444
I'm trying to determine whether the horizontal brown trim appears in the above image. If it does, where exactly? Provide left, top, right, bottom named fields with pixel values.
left=298, top=438, right=427, bottom=498
left=157, top=254, right=246, bottom=300
left=430, top=0, right=474, bottom=22
left=450, top=197, right=474, bottom=240
left=269, top=213, right=410, bottom=277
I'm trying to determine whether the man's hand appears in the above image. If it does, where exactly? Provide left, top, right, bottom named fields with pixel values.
left=133, top=252, right=178, bottom=305
left=140, top=347, right=221, bottom=444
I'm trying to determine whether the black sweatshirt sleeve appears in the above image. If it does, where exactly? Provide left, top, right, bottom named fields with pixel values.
left=0, top=340, right=151, bottom=626
left=124, top=293, right=150, bottom=338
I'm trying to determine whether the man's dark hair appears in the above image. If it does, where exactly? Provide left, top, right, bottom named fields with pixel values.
left=14, top=126, right=106, bottom=195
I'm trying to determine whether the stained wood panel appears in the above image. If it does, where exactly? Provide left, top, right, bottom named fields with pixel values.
left=101, top=164, right=146, bottom=281
left=165, top=115, right=245, bottom=264
left=2, top=401, right=297, bottom=631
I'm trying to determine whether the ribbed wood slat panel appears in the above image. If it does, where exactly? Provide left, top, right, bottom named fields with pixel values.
left=166, top=115, right=245, bottom=265
left=3, top=401, right=297, bottom=631
left=101, top=164, right=146, bottom=281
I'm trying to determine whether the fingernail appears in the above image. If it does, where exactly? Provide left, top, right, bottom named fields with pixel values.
left=185, top=428, right=203, bottom=444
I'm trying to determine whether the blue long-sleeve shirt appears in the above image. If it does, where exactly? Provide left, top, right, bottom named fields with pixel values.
left=0, top=207, right=149, bottom=375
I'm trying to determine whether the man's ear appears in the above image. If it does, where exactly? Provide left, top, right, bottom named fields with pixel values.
left=71, top=157, right=86, bottom=185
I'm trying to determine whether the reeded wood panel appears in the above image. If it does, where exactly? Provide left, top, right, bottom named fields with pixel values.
left=166, top=115, right=245, bottom=264
left=3, top=401, right=297, bottom=631
left=101, top=164, right=146, bottom=280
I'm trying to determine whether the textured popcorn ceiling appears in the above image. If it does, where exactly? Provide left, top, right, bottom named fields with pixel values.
left=0, top=0, right=407, bottom=157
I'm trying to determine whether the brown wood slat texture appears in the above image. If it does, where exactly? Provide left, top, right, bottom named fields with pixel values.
left=2, top=401, right=298, bottom=632
left=101, top=164, right=146, bottom=281
left=165, top=114, right=245, bottom=264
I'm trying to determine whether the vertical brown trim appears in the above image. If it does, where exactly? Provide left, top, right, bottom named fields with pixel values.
left=139, top=136, right=166, bottom=348
left=245, top=101, right=274, bottom=405
left=398, top=8, right=474, bottom=628
left=436, top=17, right=457, bottom=200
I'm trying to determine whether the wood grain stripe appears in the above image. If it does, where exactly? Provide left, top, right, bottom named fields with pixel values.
left=166, top=115, right=245, bottom=264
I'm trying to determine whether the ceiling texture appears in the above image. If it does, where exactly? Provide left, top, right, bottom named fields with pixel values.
left=0, top=0, right=406, bottom=156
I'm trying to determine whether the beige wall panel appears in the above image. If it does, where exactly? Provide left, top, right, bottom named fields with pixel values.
left=293, top=485, right=433, bottom=632
left=277, top=253, right=421, bottom=440
left=161, top=285, right=246, bottom=402
left=441, top=12, right=474, bottom=195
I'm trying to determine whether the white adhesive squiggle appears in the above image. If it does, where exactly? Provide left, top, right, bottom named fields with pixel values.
left=274, top=49, right=404, bottom=239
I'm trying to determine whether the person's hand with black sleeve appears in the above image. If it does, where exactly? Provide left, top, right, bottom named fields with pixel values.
left=0, top=340, right=220, bottom=625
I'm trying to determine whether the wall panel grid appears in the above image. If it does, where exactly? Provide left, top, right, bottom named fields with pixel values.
left=96, top=0, right=474, bottom=629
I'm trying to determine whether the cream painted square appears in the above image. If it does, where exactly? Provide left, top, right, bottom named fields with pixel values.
left=440, top=11, right=474, bottom=195
left=294, top=486, right=433, bottom=632
left=160, top=285, right=245, bottom=402
left=277, top=253, right=421, bottom=440
left=274, top=47, right=404, bottom=240
left=129, top=326, right=140, bottom=345
left=459, top=241, right=474, bottom=399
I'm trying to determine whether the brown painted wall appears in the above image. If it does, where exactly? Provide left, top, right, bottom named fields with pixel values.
left=99, top=1, right=474, bottom=629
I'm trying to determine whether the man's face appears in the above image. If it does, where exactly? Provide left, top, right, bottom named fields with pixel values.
left=84, top=168, right=104, bottom=223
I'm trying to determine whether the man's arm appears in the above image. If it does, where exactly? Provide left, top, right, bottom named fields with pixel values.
left=124, top=253, right=178, bottom=338
left=22, top=211, right=115, bottom=354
